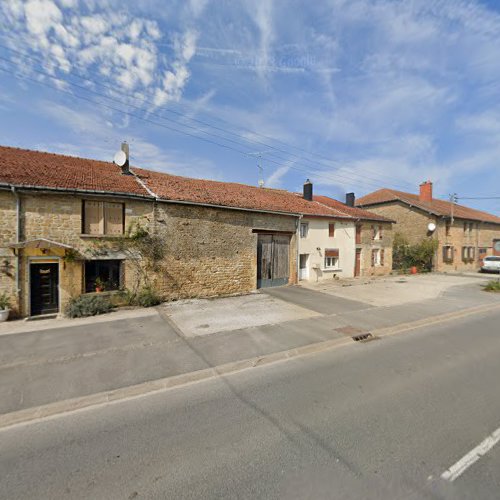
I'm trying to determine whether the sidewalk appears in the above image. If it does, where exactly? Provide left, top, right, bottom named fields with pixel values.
left=0, top=279, right=498, bottom=424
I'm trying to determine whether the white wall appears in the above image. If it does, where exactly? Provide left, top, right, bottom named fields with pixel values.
left=299, top=218, right=356, bottom=281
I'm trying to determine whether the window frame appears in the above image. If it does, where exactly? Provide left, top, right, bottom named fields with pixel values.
left=82, top=200, right=125, bottom=236
left=328, top=223, right=335, bottom=238
left=84, top=259, right=123, bottom=293
left=300, top=222, right=309, bottom=238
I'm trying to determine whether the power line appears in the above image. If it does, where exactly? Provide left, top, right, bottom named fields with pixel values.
left=0, top=58, right=411, bottom=193
left=457, top=196, right=500, bottom=200
left=0, top=42, right=414, bottom=191
left=0, top=65, right=403, bottom=193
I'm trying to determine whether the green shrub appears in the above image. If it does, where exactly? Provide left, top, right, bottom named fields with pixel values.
left=484, top=280, right=500, bottom=292
left=393, top=233, right=438, bottom=272
left=65, top=294, right=113, bottom=318
left=0, top=292, right=11, bottom=310
left=135, top=286, right=163, bottom=307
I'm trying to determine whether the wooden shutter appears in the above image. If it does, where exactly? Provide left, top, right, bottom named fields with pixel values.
left=355, top=225, right=362, bottom=244
left=104, top=203, right=124, bottom=235
left=325, top=248, right=339, bottom=258
left=328, top=223, right=335, bottom=237
left=84, top=201, right=104, bottom=235
left=380, top=248, right=385, bottom=266
left=462, top=246, right=466, bottom=261
left=371, top=249, right=376, bottom=266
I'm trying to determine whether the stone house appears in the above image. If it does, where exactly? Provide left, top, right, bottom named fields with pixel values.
left=0, top=145, right=353, bottom=318
left=297, top=191, right=393, bottom=281
left=356, top=181, right=500, bottom=272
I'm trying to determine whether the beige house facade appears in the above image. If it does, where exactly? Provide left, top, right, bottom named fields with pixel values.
left=357, top=182, right=500, bottom=272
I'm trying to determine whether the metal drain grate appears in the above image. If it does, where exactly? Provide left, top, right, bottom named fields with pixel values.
left=352, top=333, right=375, bottom=342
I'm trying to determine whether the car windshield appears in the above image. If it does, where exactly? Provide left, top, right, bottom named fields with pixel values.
left=485, top=256, right=500, bottom=262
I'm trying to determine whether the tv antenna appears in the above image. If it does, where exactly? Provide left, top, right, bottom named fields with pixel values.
left=248, top=150, right=272, bottom=188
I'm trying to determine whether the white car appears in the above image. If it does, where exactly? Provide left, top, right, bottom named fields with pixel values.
left=481, top=256, right=500, bottom=273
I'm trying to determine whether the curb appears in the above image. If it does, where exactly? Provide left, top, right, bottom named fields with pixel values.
left=1, top=301, right=499, bottom=430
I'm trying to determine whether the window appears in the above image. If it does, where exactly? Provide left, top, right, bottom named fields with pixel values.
left=371, top=225, right=382, bottom=240
left=83, top=201, right=124, bottom=235
left=324, top=248, right=339, bottom=269
left=443, top=245, right=454, bottom=263
left=328, top=223, right=335, bottom=238
left=300, top=223, right=309, bottom=238
left=463, top=222, right=474, bottom=234
left=84, top=260, right=122, bottom=293
left=462, top=246, right=475, bottom=262
left=371, top=249, right=384, bottom=267
left=445, top=221, right=451, bottom=237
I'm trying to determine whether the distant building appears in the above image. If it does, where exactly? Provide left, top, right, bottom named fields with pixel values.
left=356, top=181, right=500, bottom=272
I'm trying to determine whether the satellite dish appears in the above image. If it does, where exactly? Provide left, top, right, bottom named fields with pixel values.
left=428, top=222, right=436, bottom=232
left=113, top=150, right=127, bottom=167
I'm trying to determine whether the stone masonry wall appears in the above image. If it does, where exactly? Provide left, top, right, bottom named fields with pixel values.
left=1, top=190, right=299, bottom=316
left=358, top=222, right=393, bottom=276
left=153, top=203, right=298, bottom=300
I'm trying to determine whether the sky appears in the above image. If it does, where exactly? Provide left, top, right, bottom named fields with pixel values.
left=0, top=0, right=499, bottom=214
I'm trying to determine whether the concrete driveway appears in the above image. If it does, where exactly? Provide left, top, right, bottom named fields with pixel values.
left=301, top=273, right=492, bottom=307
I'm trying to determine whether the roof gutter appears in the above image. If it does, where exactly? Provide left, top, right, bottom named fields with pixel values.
left=0, top=183, right=154, bottom=200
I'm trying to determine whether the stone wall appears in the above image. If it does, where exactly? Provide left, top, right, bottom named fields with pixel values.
left=0, top=190, right=298, bottom=316
left=358, top=222, right=393, bottom=276
left=360, top=200, right=500, bottom=272
left=154, top=203, right=297, bottom=300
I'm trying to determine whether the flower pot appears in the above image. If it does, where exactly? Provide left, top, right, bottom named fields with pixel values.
left=0, top=309, right=10, bottom=322
left=95, top=287, right=103, bottom=293
left=410, top=266, right=418, bottom=274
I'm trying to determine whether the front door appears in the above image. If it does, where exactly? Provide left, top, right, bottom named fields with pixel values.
left=299, top=254, right=309, bottom=280
left=30, top=262, right=59, bottom=316
left=257, top=234, right=290, bottom=288
left=354, top=248, right=361, bottom=277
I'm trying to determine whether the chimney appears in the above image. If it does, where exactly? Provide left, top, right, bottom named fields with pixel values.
left=303, top=179, right=313, bottom=201
left=120, top=141, right=130, bottom=175
left=419, top=180, right=433, bottom=203
left=345, top=192, right=355, bottom=207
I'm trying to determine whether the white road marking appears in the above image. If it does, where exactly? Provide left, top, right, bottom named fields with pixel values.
left=441, top=427, right=500, bottom=482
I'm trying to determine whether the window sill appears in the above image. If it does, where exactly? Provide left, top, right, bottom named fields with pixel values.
left=322, top=268, right=342, bottom=272
left=80, top=234, right=126, bottom=239
left=83, top=290, right=121, bottom=296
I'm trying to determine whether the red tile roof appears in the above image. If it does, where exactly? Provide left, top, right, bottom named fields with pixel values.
left=357, top=188, right=500, bottom=224
left=313, top=195, right=393, bottom=222
left=132, top=167, right=355, bottom=217
left=0, top=145, right=150, bottom=197
left=0, top=145, right=362, bottom=218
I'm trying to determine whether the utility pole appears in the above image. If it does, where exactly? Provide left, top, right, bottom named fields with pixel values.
left=449, top=193, right=457, bottom=224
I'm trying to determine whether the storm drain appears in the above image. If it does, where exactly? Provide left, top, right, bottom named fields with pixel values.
left=351, top=332, right=375, bottom=342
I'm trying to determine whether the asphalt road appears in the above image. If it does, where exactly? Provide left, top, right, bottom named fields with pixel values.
left=1, top=309, right=500, bottom=499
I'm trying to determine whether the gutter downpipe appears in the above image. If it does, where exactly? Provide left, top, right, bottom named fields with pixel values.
left=296, top=215, right=302, bottom=283
left=11, top=186, right=21, bottom=310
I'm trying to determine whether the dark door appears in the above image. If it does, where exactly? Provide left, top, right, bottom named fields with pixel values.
left=354, top=248, right=361, bottom=277
left=257, top=234, right=290, bottom=288
left=30, top=263, right=59, bottom=316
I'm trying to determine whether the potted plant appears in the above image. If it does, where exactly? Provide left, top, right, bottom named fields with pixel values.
left=0, top=292, right=11, bottom=322
left=94, top=277, right=105, bottom=293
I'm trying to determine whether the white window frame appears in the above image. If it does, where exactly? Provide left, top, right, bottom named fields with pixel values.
left=324, top=256, right=339, bottom=269
left=300, top=222, right=309, bottom=238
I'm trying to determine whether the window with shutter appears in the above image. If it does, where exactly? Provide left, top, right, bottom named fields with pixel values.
left=371, top=225, right=376, bottom=240
left=83, top=201, right=104, bottom=235
left=380, top=248, right=385, bottom=266
left=328, top=223, right=335, bottom=237
left=105, top=203, right=124, bottom=235
left=83, top=201, right=124, bottom=235
left=371, top=249, right=376, bottom=266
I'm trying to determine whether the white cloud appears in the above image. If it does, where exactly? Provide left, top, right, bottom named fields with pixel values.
left=0, top=0, right=196, bottom=107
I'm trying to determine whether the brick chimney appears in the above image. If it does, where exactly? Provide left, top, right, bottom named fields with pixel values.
left=345, top=192, right=355, bottom=207
left=303, top=179, right=313, bottom=201
left=419, top=181, right=433, bottom=203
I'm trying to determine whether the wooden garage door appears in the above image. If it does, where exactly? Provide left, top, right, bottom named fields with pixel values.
left=257, top=234, right=290, bottom=288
